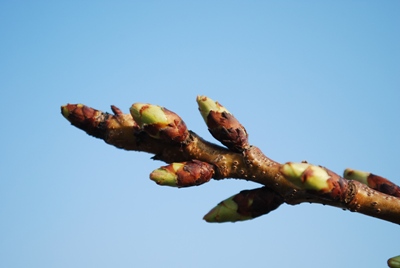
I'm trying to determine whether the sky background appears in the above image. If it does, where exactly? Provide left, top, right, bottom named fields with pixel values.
left=1, top=1, right=399, bottom=267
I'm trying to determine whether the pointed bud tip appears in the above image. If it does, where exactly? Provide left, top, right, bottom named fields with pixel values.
left=203, top=205, right=236, bottom=223
left=343, top=168, right=369, bottom=185
left=203, top=207, right=219, bottom=223
left=196, top=95, right=230, bottom=122
left=130, top=103, right=168, bottom=126
left=388, top=255, right=400, bottom=268
left=203, top=197, right=251, bottom=223
left=149, top=168, right=179, bottom=187
left=61, top=104, right=84, bottom=120
left=61, top=105, right=70, bottom=119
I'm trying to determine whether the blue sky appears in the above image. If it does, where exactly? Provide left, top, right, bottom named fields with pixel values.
left=1, top=1, right=399, bottom=267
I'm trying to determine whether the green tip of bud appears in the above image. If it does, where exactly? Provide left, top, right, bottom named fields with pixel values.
left=61, top=103, right=85, bottom=120
left=61, top=105, right=70, bottom=119
left=281, top=162, right=331, bottom=191
left=130, top=103, right=188, bottom=142
left=130, top=103, right=168, bottom=127
left=281, top=162, right=309, bottom=181
left=343, top=168, right=369, bottom=185
left=388, top=255, right=400, bottom=268
left=149, top=163, right=184, bottom=187
left=203, top=197, right=251, bottom=223
left=196, top=95, right=230, bottom=123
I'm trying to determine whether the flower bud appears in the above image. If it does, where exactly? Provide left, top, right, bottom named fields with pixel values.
left=280, top=162, right=331, bottom=192
left=203, top=187, right=283, bottom=223
left=197, top=95, right=230, bottom=122
left=344, top=168, right=400, bottom=197
left=150, top=160, right=214, bottom=187
left=61, top=104, right=105, bottom=138
left=196, top=95, right=249, bottom=152
left=343, top=168, right=369, bottom=185
left=61, top=104, right=138, bottom=143
left=130, top=103, right=188, bottom=142
left=203, top=194, right=251, bottom=223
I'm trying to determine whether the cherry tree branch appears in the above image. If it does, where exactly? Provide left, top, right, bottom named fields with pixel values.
left=60, top=97, right=400, bottom=225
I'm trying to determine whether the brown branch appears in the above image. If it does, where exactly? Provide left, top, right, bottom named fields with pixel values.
left=60, top=98, right=400, bottom=225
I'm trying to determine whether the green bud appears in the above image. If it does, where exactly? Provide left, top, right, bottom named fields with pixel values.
left=203, top=196, right=252, bottom=223
left=343, top=168, right=369, bottom=185
left=280, top=162, right=309, bottom=181
left=196, top=95, right=230, bottom=123
left=130, top=103, right=168, bottom=127
left=305, top=165, right=331, bottom=191
left=388, top=255, right=400, bottom=268
left=280, top=162, right=331, bottom=192
left=149, top=163, right=183, bottom=187
left=130, top=103, right=188, bottom=142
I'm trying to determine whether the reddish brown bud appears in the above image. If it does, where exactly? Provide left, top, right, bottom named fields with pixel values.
left=61, top=104, right=107, bottom=139
left=61, top=104, right=140, bottom=150
left=367, top=174, right=400, bottom=197
left=197, top=96, right=249, bottom=152
left=203, top=187, right=284, bottom=223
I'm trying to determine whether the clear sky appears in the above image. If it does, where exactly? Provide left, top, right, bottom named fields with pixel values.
left=1, top=1, right=399, bottom=267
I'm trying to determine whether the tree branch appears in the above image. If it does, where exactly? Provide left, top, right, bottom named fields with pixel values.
left=60, top=97, right=400, bottom=225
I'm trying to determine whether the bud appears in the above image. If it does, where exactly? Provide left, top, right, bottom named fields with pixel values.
left=196, top=95, right=249, bottom=152
left=61, top=104, right=104, bottom=138
left=344, top=168, right=400, bottom=197
left=203, top=187, right=283, bottom=223
left=343, top=168, right=369, bottom=185
left=388, top=255, right=400, bottom=268
left=203, top=195, right=250, bottom=223
left=130, top=103, right=188, bottom=142
left=197, top=95, right=230, bottom=122
left=150, top=160, right=214, bottom=187
left=280, top=162, right=331, bottom=192
left=61, top=104, right=138, bottom=142
left=150, top=163, right=182, bottom=187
